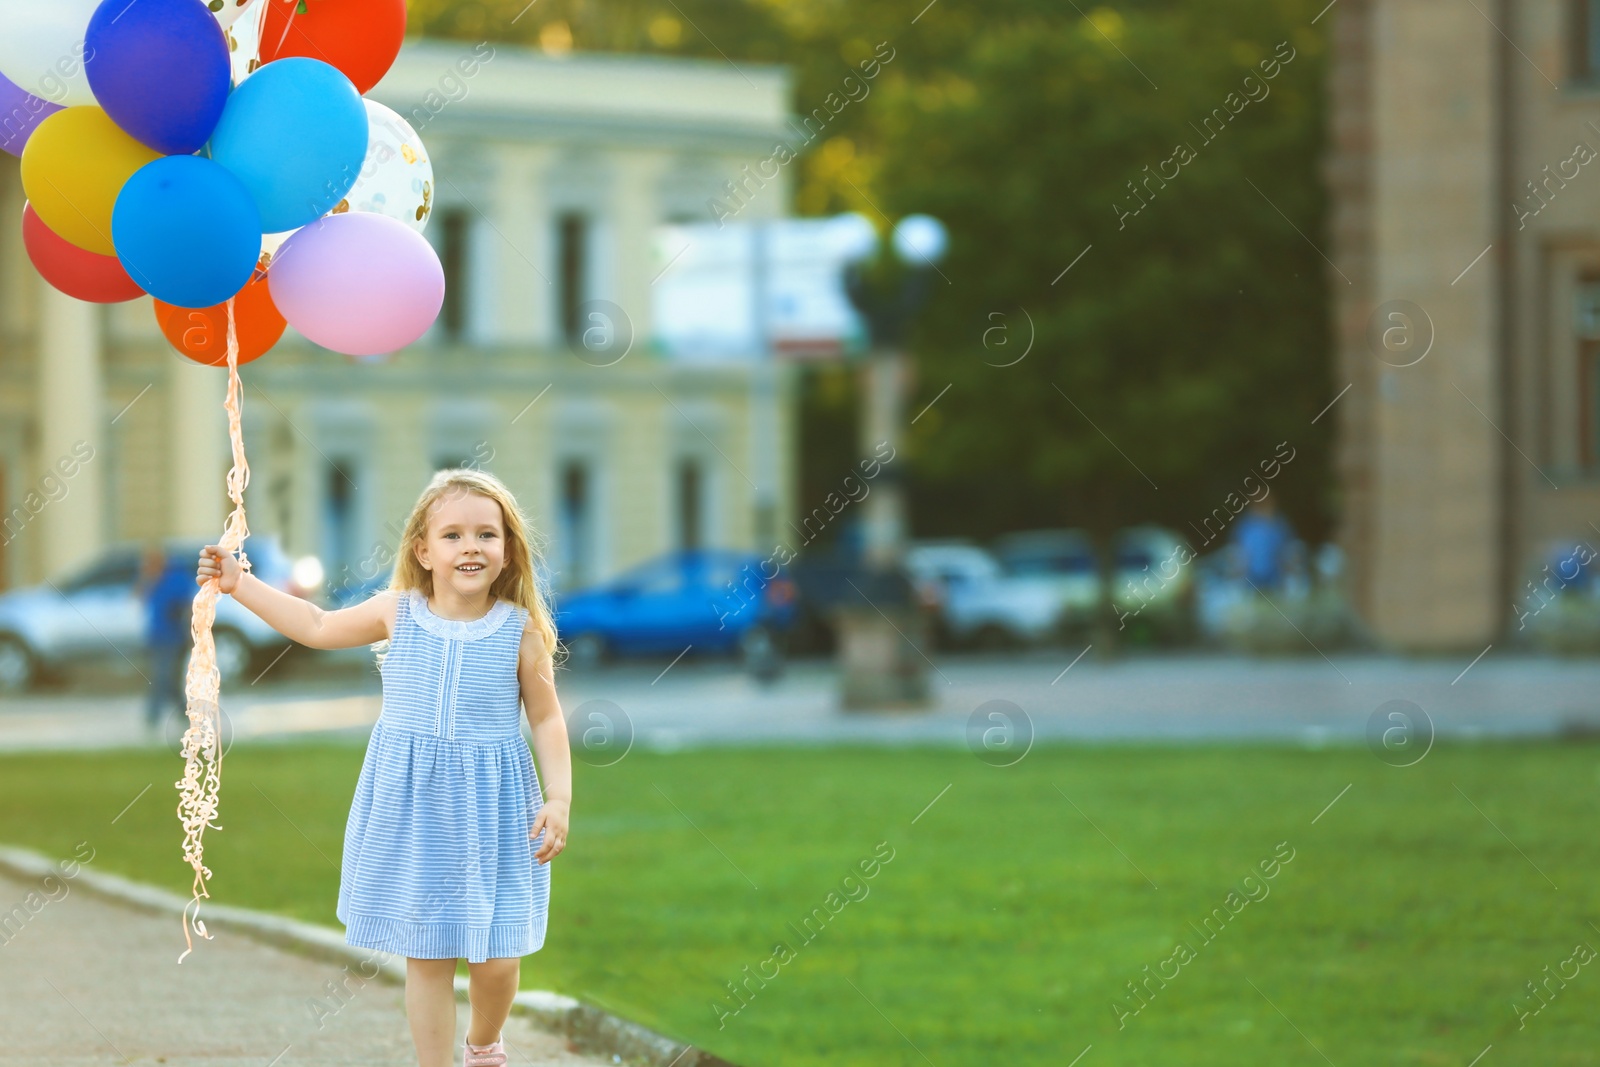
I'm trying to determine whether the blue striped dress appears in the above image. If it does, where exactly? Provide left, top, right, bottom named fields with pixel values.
left=337, top=588, right=550, bottom=961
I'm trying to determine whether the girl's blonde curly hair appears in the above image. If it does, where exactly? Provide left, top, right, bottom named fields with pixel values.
left=374, top=467, right=561, bottom=668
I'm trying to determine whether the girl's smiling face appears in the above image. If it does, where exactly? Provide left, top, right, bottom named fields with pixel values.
left=413, top=488, right=507, bottom=598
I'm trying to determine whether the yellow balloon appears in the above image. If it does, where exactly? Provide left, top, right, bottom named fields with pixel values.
left=21, top=107, right=162, bottom=256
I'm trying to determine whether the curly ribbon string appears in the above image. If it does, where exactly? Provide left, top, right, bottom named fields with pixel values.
left=175, top=296, right=252, bottom=963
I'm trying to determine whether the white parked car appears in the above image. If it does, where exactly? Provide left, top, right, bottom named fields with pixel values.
left=0, top=537, right=304, bottom=692
left=993, top=528, right=1102, bottom=630
left=1110, top=525, right=1197, bottom=642
left=905, top=541, right=1063, bottom=648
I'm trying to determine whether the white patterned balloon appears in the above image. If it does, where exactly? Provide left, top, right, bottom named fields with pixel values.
left=340, top=100, right=433, bottom=233
left=0, top=0, right=102, bottom=106
left=224, top=0, right=265, bottom=85
left=206, top=0, right=259, bottom=29
left=257, top=228, right=297, bottom=270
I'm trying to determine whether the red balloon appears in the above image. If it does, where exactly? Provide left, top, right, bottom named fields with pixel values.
left=258, top=0, right=406, bottom=95
left=21, top=202, right=144, bottom=303
left=153, top=273, right=286, bottom=366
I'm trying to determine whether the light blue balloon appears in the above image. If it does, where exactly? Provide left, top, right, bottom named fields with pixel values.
left=208, top=57, right=367, bottom=234
left=112, top=156, right=262, bottom=309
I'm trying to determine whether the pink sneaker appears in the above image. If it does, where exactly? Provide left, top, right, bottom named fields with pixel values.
left=464, top=1039, right=506, bottom=1066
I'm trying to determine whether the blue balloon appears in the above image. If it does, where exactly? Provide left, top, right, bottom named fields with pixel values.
left=208, top=58, right=367, bottom=234
left=84, top=0, right=231, bottom=155
left=113, top=156, right=262, bottom=309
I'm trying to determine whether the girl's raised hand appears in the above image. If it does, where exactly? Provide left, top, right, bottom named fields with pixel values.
left=197, top=545, right=242, bottom=594
left=531, top=799, right=568, bottom=865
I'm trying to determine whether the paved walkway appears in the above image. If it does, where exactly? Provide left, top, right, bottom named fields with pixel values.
left=0, top=871, right=609, bottom=1066
left=3, top=650, right=1599, bottom=752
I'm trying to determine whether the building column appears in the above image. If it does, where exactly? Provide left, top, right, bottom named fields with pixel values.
left=167, top=357, right=227, bottom=538
left=610, top=150, right=670, bottom=347
left=36, top=288, right=104, bottom=578
left=1365, top=0, right=1500, bottom=649
left=496, top=145, right=555, bottom=346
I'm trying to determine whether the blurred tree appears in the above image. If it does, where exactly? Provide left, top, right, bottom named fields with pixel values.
left=888, top=5, right=1333, bottom=547
left=406, top=0, right=905, bottom=216
left=409, top=0, right=1335, bottom=546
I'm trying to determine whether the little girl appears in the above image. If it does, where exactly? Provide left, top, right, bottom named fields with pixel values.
left=197, top=468, right=572, bottom=1067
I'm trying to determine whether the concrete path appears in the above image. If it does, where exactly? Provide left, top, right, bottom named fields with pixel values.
left=3, top=650, right=1600, bottom=753
left=0, top=870, right=611, bottom=1066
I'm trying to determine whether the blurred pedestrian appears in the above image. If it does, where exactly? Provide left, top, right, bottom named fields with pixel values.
left=138, top=544, right=194, bottom=732
left=1545, top=539, right=1597, bottom=594
left=1232, top=497, right=1295, bottom=592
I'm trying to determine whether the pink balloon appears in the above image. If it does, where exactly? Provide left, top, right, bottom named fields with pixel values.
left=267, top=212, right=443, bottom=356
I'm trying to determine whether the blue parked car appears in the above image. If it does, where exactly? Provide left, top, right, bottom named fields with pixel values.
left=553, top=550, right=797, bottom=669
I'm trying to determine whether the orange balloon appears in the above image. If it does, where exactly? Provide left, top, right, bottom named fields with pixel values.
left=153, top=273, right=286, bottom=366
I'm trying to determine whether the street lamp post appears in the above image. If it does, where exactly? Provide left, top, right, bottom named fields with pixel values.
left=833, top=212, right=948, bottom=710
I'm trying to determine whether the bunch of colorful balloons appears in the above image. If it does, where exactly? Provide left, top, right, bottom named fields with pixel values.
left=1, top=0, right=443, bottom=360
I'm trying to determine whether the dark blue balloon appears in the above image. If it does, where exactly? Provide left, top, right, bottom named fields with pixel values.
left=208, top=58, right=368, bottom=234
left=113, top=156, right=262, bottom=309
left=85, top=0, right=231, bottom=155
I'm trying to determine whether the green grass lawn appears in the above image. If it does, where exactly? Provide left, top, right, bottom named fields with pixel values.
left=1, top=740, right=1597, bottom=1066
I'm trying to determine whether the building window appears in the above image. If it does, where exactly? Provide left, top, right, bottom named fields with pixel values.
left=559, top=458, right=593, bottom=588
left=676, top=457, right=703, bottom=550
left=323, top=458, right=359, bottom=586
left=0, top=462, right=8, bottom=591
left=1577, top=281, right=1600, bottom=466
left=558, top=212, right=588, bottom=344
left=437, top=209, right=469, bottom=341
left=1573, top=1, right=1600, bottom=81
left=1584, top=348, right=1600, bottom=467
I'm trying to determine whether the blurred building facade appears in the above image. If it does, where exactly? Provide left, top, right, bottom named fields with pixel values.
left=0, top=42, right=800, bottom=595
left=1329, top=0, right=1600, bottom=649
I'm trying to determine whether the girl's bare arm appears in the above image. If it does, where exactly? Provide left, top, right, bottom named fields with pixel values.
left=197, top=545, right=396, bottom=650
left=519, top=627, right=571, bottom=864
